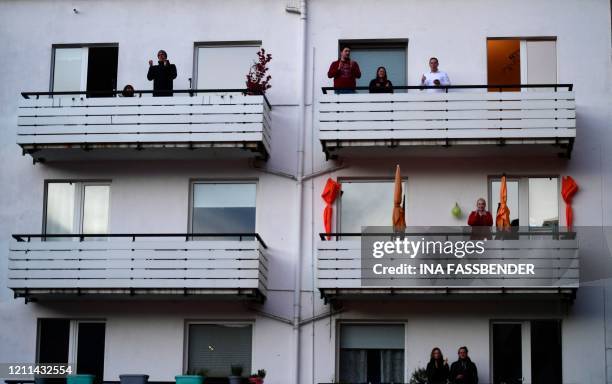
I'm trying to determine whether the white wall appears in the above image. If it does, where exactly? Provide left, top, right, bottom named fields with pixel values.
left=0, top=0, right=611, bottom=383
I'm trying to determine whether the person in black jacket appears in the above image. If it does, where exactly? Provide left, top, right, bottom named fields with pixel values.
left=450, top=346, right=478, bottom=384
left=147, top=50, right=177, bottom=96
left=426, top=347, right=449, bottom=384
left=368, top=66, right=393, bottom=93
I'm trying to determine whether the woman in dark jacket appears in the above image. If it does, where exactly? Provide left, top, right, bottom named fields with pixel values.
left=426, top=347, right=450, bottom=384
left=368, top=66, right=393, bottom=93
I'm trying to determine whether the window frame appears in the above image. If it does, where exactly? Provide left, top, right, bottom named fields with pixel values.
left=489, top=318, right=563, bottom=384
left=187, top=179, right=259, bottom=234
left=335, top=320, right=408, bottom=383
left=192, top=41, right=262, bottom=90
left=337, top=39, right=409, bottom=89
left=42, top=180, right=112, bottom=236
left=485, top=37, right=557, bottom=87
left=183, top=320, right=256, bottom=377
left=487, top=175, right=561, bottom=228
left=50, top=43, right=119, bottom=93
left=336, top=177, right=405, bottom=233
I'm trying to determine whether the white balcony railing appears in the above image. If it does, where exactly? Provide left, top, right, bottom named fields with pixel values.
left=318, top=85, right=575, bottom=158
left=8, top=234, right=268, bottom=301
left=317, top=230, right=578, bottom=303
left=17, top=90, right=271, bottom=162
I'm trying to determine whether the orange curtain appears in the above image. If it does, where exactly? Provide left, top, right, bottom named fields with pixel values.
left=561, top=176, right=579, bottom=230
left=321, top=178, right=341, bottom=240
left=392, top=165, right=406, bottom=232
left=496, top=175, right=511, bottom=229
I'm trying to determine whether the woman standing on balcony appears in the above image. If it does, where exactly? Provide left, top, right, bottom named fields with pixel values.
left=468, top=198, right=493, bottom=240
left=368, top=66, right=393, bottom=93
left=426, top=347, right=450, bottom=384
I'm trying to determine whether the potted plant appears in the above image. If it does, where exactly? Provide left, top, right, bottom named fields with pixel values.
left=248, top=369, right=266, bottom=384
left=245, top=48, right=272, bottom=95
left=408, top=367, right=427, bottom=384
left=228, top=365, right=243, bottom=384
left=175, top=368, right=207, bottom=384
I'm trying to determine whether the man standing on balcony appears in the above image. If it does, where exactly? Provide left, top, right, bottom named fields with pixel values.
left=147, top=50, right=177, bottom=96
left=449, top=346, right=478, bottom=384
left=327, top=46, right=361, bottom=94
left=421, top=57, right=450, bottom=93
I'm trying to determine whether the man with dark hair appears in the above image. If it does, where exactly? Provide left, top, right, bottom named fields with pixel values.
left=147, top=49, right=177, bottom=96
left=420, top=56, right=450, bottom=93
left=450, top=346, right=478, bottom=384
left=327, top=46, right=361, bottom=94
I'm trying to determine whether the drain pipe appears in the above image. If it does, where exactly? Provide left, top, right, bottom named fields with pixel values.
left=292, top=1, right=308, bottom=384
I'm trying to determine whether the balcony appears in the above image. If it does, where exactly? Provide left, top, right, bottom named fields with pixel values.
left=317, top=229, right=578, bottom=304
left=7, top=233, right=268, bottom=302
left=17, top=90, right=271, bottom=162
left=318, top=85, right=575, bottom=159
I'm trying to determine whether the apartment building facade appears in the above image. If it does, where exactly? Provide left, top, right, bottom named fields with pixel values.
left=0, top=1, right=611, bottom=383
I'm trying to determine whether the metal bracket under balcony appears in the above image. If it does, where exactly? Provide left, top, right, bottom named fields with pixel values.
left=319, top=84, right=575, bottom=159
left=17, top=89, right=271, bottom=162
left=8, top=233, right=269, bottom=302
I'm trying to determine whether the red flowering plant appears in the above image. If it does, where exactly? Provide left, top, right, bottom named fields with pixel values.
left=245, top=48, right=272, bottom=95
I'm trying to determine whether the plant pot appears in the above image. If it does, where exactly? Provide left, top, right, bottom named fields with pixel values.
left=228, top=376, right=242, bottom=384
left=119, top=374, right=149, bottom=384
left=67, top=375, right=96, bottom=384
left=175, top=375, right=203, bottom=384
left=248, top=377, right=263, bottom=384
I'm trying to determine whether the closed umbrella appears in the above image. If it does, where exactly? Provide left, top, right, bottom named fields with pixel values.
left=496, top=175, right=511, bottom=229
left=561, top=176, right=579, bottom=230
left=392, top=165, right=406, bottom=232
left=321, top=178, right=341, bottom=240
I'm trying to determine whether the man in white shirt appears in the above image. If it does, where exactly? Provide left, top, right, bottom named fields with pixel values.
left=420, top=57, right=450, bottom=93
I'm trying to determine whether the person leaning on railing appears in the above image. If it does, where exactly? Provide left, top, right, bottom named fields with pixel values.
left=147, top=49, right=177, bottom=97
left=468, top=198, right=493, bottom=240
left=368, top=66, right=393, bottom=93
left=327, top=46, right=361, bottom=94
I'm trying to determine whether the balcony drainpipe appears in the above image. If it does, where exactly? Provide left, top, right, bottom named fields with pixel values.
left=293, top=1, right=307, bottom=384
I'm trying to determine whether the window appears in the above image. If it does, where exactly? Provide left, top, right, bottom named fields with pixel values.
left=190, top=182, right=256, bottom=234
left=491, top=320, right=561, bottom=384
left=38, top=319, right=106, bottom=384
left=187, top=323, right=252, bottom=377
left=487, top=38, right=556, bottom=91
left=44, top=182, right=110, bottom=235
left=194, top=42, right=261, bottom=89
left=339, top=180, right=401, bottom=233
left=52, top=45, right=118, bottom=96
left=339, top=40, right=407, bottom=91
left=489, top=176, right=559, bottom=227
left=339, top=324, right=405, bottom=383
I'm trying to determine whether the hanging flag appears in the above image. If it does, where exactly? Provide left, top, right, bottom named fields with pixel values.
left=392, top=165, right=406, bottom=232
left=321, top=178, right=341, bottom=240
left=496, top=175, right=511, bottom=229
left=561, top=176, right=579, bottom=230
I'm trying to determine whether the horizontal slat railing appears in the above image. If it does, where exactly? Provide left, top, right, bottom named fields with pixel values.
left=16, top=90, right=271, bottom=160
left=318, top=84, right=575, bottom=155
left=317, top=230, right=579, bottom=291
left=7, top=234, right=268, bottom=298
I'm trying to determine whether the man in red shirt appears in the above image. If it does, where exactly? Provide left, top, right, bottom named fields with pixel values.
left=327, top=46, right=361, bottom=93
